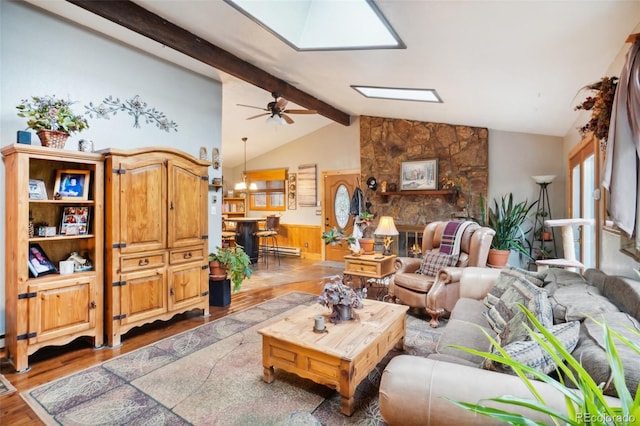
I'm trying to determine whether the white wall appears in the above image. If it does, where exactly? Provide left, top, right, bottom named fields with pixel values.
left=489, top=130, right=566, bottom=219
left=0, top=1, right=222, bottom=339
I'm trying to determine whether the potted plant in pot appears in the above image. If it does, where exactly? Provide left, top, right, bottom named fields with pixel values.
left=16, top=95, right=89, bottom=148
left=356, top=211, right=376, bottom=254
left=322, top=227, right=355, bottom=246
left=208, top=245, right=252, bottom=292
left=477, top=193, right=537, bottom=268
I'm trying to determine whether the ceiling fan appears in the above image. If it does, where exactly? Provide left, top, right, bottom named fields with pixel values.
left=237, top=92, right=318, bottom=124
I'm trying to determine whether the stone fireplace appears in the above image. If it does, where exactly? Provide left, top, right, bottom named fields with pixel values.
left=360, top=116, right=489, bottom=230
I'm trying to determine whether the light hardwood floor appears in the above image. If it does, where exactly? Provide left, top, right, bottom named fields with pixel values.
left=0, top=257, right=342, bottom=425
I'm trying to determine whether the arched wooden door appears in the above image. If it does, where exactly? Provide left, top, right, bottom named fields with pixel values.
left=323, top=171, right=360, bottom=261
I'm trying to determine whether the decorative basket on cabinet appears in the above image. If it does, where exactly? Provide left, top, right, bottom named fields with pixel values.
left=36, top=130, right=69, bottom=149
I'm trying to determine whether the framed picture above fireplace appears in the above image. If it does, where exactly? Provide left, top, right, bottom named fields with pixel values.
left=400, top=159, right=438, bottom=191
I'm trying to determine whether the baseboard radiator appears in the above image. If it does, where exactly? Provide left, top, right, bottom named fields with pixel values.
left=259, top=245, right=301, bottom=257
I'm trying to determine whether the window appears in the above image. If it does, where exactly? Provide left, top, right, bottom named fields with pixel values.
left=245, top=169, right=286, bottom=212
left=568, top=134, right=599, bottom=268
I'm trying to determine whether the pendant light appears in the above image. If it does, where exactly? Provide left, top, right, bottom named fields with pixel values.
left=234, top=137, right=257, bottom=192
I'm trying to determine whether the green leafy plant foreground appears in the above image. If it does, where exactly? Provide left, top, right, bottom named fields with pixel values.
left=446, top=304, right=640, bottom=425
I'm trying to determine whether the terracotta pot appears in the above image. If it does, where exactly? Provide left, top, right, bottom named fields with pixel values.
left=209, top=260, right=227, bottom=280
left=359, top=238, right=375, bottom=254
left=487, top=249, right=510, bottom=268
left=541, top=231, right=552, bottom=241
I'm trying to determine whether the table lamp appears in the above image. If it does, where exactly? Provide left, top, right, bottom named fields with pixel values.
left=374, top=216, right=399, bottom=255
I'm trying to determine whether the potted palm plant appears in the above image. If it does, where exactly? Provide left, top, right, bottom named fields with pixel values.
left=478, top=193, right=537, bottom=267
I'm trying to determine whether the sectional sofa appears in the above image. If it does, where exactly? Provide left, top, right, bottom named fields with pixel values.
left=379, top=266, right=640, bottom=425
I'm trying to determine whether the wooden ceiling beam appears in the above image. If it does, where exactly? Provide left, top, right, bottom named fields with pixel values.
left=67, top=0, right=351, bottom=126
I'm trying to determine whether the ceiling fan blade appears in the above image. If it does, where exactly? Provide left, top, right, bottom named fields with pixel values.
left=246, top=112, right=270, bottom=120
left=237, top=103, right=268, bottom=111
left=282, top=114, right=295, bottom=124
left=283, top=109, right=317, bottom=115
left=275, top=97, right=288, bottom=110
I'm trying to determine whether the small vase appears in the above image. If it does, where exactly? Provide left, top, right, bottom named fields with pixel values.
left=332, top=304, right=352, bottom=322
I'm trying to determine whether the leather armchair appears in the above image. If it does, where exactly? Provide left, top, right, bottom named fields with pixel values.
left=388, top=221, right=494, bottom=327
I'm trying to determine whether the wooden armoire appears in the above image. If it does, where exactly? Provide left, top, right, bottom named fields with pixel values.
left=102, top=147, right=210, bottom=346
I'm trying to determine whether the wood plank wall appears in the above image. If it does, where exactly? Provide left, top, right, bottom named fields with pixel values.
left=276, top=224, right=322, bottom=260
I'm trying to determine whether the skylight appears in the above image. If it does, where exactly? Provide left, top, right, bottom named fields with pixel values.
left=224, top=0, right=405, bottom=51
left=352, top=86, right=443, bottom=103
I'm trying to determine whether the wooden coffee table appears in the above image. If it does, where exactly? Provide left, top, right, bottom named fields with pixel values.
left=258, top=299, right=409, bottom=416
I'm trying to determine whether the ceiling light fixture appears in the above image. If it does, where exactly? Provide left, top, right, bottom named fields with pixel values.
left=234, top=137, right=258, bottom=192
left=224, top=0, right=405, bottom=51
left=266, top=114, right=285, bottom=126
left=351, top=86, right=443, bottom=103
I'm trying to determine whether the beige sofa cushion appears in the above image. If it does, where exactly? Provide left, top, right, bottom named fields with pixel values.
left=549, top=284, right=619, bottom=323
left=570, top=312, right=640, bottom=397
left=434, top=298, right=496, bottom=366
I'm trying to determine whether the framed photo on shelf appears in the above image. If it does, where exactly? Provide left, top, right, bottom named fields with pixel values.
left=28, top=243, right=57, bottom=277
left=400, top=159, right=438, bottom=191
left=28, top=179, right=48, bottom=200
left=54, top=169, right=90, bottom=200
left=60, top=206, right=90, bottom=236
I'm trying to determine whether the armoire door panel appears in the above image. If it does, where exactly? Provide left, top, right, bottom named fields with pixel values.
left=120, top=269, right=167, bottom=325
left=119, top=158, right=167, bottom=253
left=28, top=278, right=95, bottom=344
left=168, top=160, right=207, bottom=248
left=168, top=262, right=205, bottom=311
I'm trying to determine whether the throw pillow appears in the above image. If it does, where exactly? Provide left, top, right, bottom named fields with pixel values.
left=484, top=267, right=546, bottom=308
left=483, top=320, right=580, bottom=377
left=485, top=273, right=553, bottom=345
left=417, top=251, right=459, bottom=276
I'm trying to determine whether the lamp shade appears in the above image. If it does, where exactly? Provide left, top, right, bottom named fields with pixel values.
left=374, top=216, right=399, bottom=236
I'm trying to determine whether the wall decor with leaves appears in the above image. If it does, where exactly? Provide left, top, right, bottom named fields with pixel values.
left=85, top=95, right=178, bottom=132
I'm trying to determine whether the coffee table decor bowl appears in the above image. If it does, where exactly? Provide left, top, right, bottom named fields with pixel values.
left=317, top=275, right=366, bottom=323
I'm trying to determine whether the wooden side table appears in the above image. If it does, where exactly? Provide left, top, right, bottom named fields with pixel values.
left=343, top=254, right=396, bottom=299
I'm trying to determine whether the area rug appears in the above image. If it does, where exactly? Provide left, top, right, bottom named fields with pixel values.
left=22, top=292, right=442, bottom=425
left=0, top=373, right=17, bottom=397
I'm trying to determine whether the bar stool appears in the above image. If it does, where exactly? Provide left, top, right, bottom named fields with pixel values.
left=254, top=215, right=280, bottom=267
left=221, top=216, right=236, bottom=248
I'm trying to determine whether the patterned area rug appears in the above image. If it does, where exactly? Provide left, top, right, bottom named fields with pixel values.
left=0, top=373, right=17, bottom=398
left=22, top=292, right=442, bottom=425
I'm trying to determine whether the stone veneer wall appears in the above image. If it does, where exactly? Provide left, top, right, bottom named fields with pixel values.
left=360, top=115, right=489, bottom=227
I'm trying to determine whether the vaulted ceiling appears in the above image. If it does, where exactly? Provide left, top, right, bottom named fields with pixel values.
left=29, top=1, right=640, bottom=168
